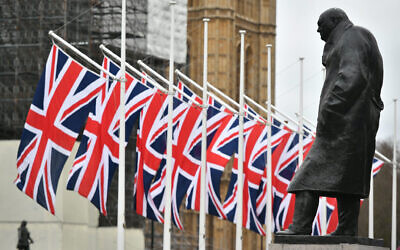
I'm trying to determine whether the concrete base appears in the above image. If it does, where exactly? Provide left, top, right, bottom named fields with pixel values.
left=270, top=244, right=387, bottom=250
left=271, top=235, right=388, bottom=250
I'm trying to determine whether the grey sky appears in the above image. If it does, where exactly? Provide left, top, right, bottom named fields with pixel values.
left=275, top=0, right=400, bottom=142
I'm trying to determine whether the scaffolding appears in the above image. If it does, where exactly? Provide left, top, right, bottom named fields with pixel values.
left=0, top=0, right=148, bottom=138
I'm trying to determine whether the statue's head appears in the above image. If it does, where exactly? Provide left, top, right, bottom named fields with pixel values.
left=21, top=220, right=27, bottom=227
left=317, top=8, right=349, bottom=41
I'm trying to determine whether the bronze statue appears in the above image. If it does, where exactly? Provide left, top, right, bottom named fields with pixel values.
left=279, top=8, right=384, bottom=236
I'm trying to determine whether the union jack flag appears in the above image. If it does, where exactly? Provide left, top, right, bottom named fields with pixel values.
left=187, top=103, right=262, bottom=220
left=223, top=117, right=289, bottom=235
left=15, top=44, right=105, bottom=214
left=66, top=57, right=155, bottom=215
left=150, top=81, right=230, bottom=229
left=255, top=130, right=314, bottom=232
left=311, top=197, right=338, bottom=235
left=372, top=157, right=384, bottom=177
left=133, top=83, right=188, bottom=223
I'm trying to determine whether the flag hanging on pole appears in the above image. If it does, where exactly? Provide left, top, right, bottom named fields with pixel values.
left=149, top=84, right=202, bottom=229
left=15, top=44, right=106, bottom=214
left=186, top=103, right=261, bottom=219
left=186, top=113, right=249, bottom=218
left=133, top=82, right=188, bottom=223
left=372, top=157, right=384, bottom=177
left=66, top=57, right=155, bottom=215
left=150, top=80, right=231, bottom=229
left=256, top=130, right=313, bottom=232
left=312, top=197, right=337, bottom=235
left=223, top=117, right=289, bottom=235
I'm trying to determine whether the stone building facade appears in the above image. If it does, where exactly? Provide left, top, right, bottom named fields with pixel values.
left=188, top=1, right=276, bottom=249
left=145, top=1, right=276, bottom=249
left=187, top=0, right=276, bottom=104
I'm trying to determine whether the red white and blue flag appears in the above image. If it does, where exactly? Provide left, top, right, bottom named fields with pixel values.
left=372, top=157, right=384, bottom=177
left=133, top=82, right=188, bottom=223
left=149, top=81, right=231, bottom=229
left=186, top=103, right=265, bottom=221
left=66, top=57, right=155, bottom=215
left=255, top=130, right=314, bottom=232
left=223, top=117, right=289, bottom=235
left=15, top=44, right=105, bottom=214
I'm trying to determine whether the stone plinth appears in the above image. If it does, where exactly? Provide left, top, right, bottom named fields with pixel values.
left=271, top=235, right=388, bottom=250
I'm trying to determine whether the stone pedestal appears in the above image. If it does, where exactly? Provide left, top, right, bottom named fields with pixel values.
left=271, top=235, right=388, bottom=250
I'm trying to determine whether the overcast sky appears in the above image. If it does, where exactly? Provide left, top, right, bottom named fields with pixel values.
left=275, top=0, right=400, bottom=142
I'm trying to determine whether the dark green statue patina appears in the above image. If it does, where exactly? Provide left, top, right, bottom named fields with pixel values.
left=279, top=8, right=384, bottom=236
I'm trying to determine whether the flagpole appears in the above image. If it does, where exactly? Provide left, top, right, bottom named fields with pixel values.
left=175, top=69, right=271, bottom=126
left=164, top=2, right=175, bottom=250
left=265, top=44, right=273, bottom=250
left=177, top=70, right=285, bottom=130
left=392, top=98, right=397, bottom=250
left=176, top=68, right=271, bottom=127
left=48, top=31, right=117, bottom=80
left=117, top=0, right=126, bottom=248
left=369, top=166, right=374, bottom=238
left=199, top=17, right=209, bottom=250
left=100, top=45, right=168, bottom=93
left=137, top=60, right=200, bottom=105
left=298, top=58, right=304, bottom=166
left=320, top=67, right=327, bottom=236
left=175, top=70, right=237, bottom=114
left=267, top=104, right=311, bottom=135
left=236, top=30, right=246, bottom=250
left=246, top=96, right=298, bottom=134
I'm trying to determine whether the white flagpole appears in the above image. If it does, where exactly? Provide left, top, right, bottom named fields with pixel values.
left=164, top=2, right=175, bottom=250
left=298, top=58, right=304, bottom=166
left=100, top=45, right=168, bottom=93
left=236, top=30, right=246, bottom=250
left=117, top=0, right=126, bottom=248
left=265, top=44, right=273, bottom=250
left=320, top=67, right=327, bottom=236
left=48, top=31, right=117, bottom=80
left=199, top=17, right=209, bottom=250
left=175, top=70, right=238, bottom=114
left=392, top=98, right=398, bottom=250
left=138, top=60, right=200, bottom=105
left=369, top=168, right=374, bottom=238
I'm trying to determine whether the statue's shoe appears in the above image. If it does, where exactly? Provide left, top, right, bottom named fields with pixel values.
left=275, top=228, right=310, bottom=235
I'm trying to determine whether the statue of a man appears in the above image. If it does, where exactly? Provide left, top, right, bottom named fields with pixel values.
left=279, top=8, right=384, bottom=236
